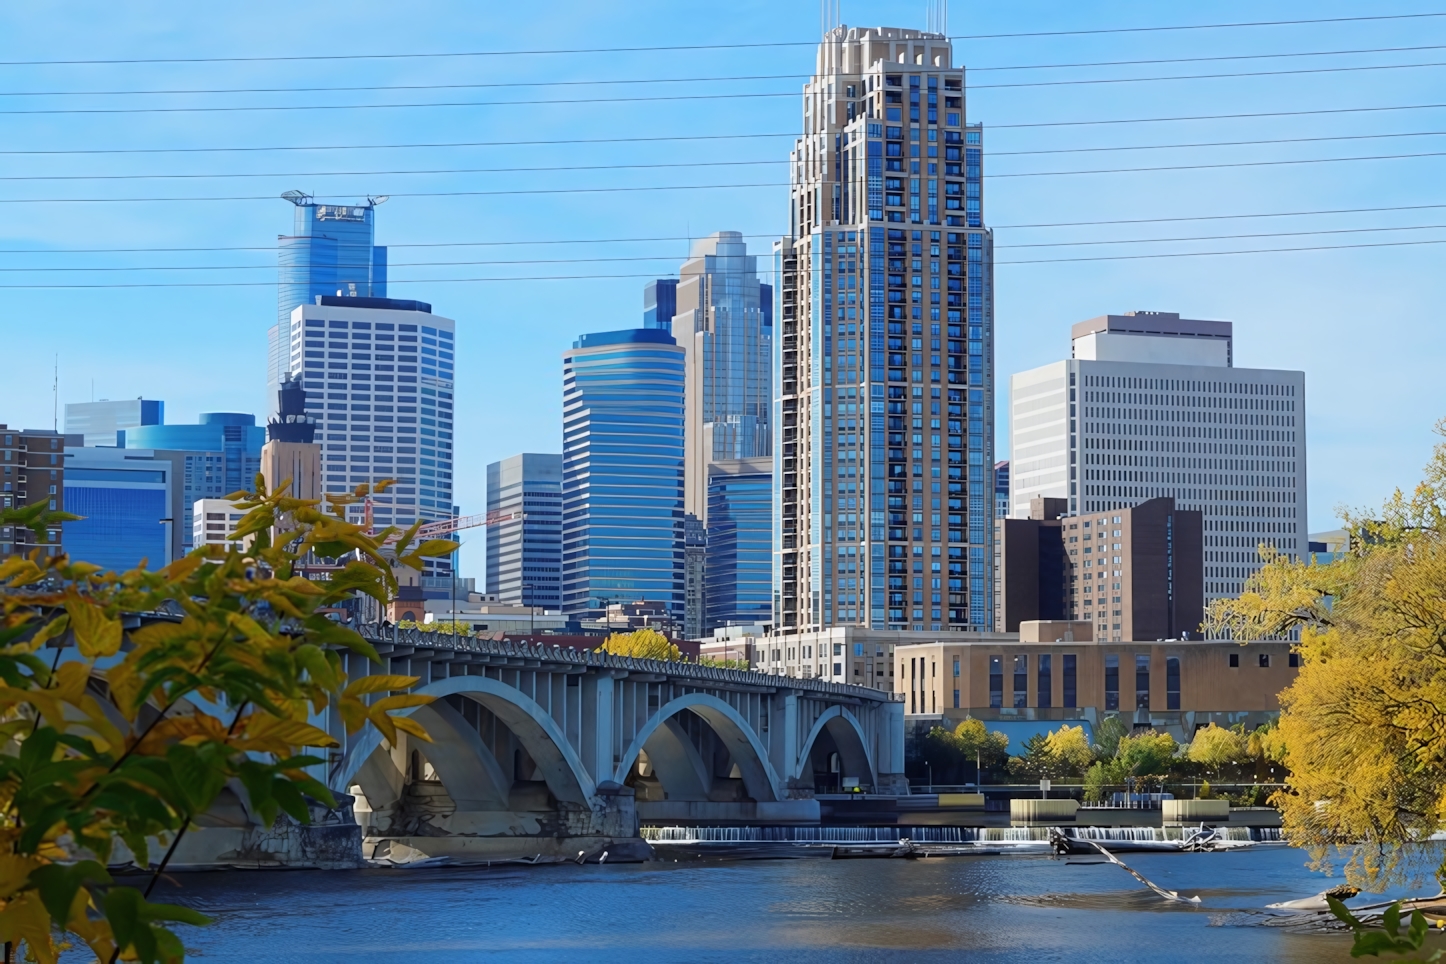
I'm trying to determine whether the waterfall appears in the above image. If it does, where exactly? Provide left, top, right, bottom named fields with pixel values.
left=641, top=825, right=1285, bottom=845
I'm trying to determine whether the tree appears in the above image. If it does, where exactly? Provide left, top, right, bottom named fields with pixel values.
left=950, top=717, right=1010, bottom=771
left=1006, top=733, right=1057, bottom=782
left=1044, top=724, right=1095, bottom=776
left=1206, top=419, right=1446, bottom=888
left=1186, top=724, right=1248, bottom=780
left=1091, top=714, right=1128, bottom=760
left=0, top=478, right=455, bottom=963
left=919, top=718, right=1009, bottom=784
left=597, top=628, right=681, bottom=662
left=1113, top=730, right=1179, bottom=792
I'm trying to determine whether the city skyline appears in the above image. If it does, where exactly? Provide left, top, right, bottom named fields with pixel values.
left=1, top=1, right=1440, bottom=586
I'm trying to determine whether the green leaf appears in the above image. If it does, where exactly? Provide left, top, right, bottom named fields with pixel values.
left=29, top=860, right=111, bottom=926
left=1327, top=895, right=1361, bottom=927
left=1384, top=902, right=1401, bottom=937
left=166, top=743, right=226, bottom=815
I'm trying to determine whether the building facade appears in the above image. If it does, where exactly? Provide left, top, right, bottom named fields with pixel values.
left=997, top=496, right=1204, bottom=642
left=277, top=296, right=456, bottom=577
left=269, top=194, right=388, bottom=417
left=560, top=329, right=686, bottom=621
left=64, top=399, right=163, bottom=448
left=673, top=231, right=774, bottom=520
left=683, top=514, right=707, bottom=639
left=895, top=634, right=1298, bottom=744
left=643, top=278, right=677, bottom=331
left=62, top=446, right=175, bottom=572
left=192, top=498, right=248, bottom=552
left=774, top=26, right=995, bottom=638
left=485, top=453, right=563, bottom=611
left=1009, top=311, right=1306, bottom=602
left=704, top=457, right=774, bottom=633
left=0, top=426, right=67, bottom=558
left=122, top=414, right=265, bottom=556
left=993, top=459, right=1009, bottom=519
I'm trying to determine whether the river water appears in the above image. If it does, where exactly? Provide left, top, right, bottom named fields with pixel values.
left=148, top=847, right=1437, bottom=962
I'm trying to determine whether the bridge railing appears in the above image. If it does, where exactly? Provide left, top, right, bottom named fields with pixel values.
left=356, top=625, right=899, bottom=703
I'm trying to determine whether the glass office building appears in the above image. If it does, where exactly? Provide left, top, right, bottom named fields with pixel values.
left=62, top=447, right=173, bottom=571
left=561, top=329, right=686, bottom=621
left=122, top=414, right=264, bottom=553
left=486, top=453, right=563, bottom=611
left=270, top=194, right=389, bottom=418
left=704, top=456, right=773, bottom=631
left=64, top=399, right=163, bottom=448
left=643, top=279, right=677, bottom=330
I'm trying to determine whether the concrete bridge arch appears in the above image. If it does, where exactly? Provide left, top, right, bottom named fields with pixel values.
left=796, top=705, right=877, bottom=790
left=614, top=692, right=782, bottom=803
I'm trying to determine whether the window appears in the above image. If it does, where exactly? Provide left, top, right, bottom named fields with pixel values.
left=1229, top=653, right=1239, bottom=668
left=1063, top=654, right=1077, bottom=708
left=953, top=689, right=960, bottom=708
left=952, top=656, right=960, bottom=676
left=1037, top=654, right=1052, bottom=709
left=1259, top=653, right=1271, bottom=668
left=1104, top=654, right=1119, bottom=710
left=989, top=656, right=1002, bottom=708
left=1135, top=655, right=1151, bottom=710
left=1012, top=655, right=1027, bottom=708
left=1288, top=652, right=1300, bottom=668
left=1166, top=657, right=1181, bottom=710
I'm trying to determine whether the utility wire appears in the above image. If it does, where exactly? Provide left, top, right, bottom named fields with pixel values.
left=6, top=204, right=1446, bottom=256
left=5, top=129, right=1446, bottom=183
left=11, top=222, right=1446, bottom=272
left=1, top=12, right=1442, bottom=66
left=2, top=146, right=1443, bottom=202
left=3, top=236, right=1446, bottom=287
left=7, top=60, right=1446, bottom=115
left=8, top=43, right=1446, bottom=97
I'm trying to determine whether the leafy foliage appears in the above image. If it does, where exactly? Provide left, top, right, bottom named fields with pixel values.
left=1007, top=725, right=1094, bottom=781
left=1207, top=420, right=1446, bottom=888
left=696, top=656, right=750, bottom=670
left=918, top=718, right=1011, bottom=783
left=0, top=476, right=456, bottom=962
left=596, top=628, right=681, bottom=662
left=1187, top=724, right=1248, bottom=779
left=1327, top=897, right=1444, bottom=961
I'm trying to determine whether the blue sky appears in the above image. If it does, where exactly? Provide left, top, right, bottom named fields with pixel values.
left=2, top=1, right=1443, bottom=577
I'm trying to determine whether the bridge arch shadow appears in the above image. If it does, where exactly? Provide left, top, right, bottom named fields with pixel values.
left=333, top=675, right=597, bottom=814
left=614, top=693, right=781, bottom=803
left=796, top=705, right=877, bottom=792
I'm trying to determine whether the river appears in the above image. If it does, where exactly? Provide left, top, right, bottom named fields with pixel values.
left=144, top=846, right=1438, bottom=962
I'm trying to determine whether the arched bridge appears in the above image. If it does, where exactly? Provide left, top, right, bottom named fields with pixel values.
left=326, top=628, right=906, bottom=860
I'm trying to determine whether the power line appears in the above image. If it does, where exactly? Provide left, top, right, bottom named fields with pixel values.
left=6, top=203, right=1446, bottom=256
left=2, top=236, right=1445, bottom=287
left=7, top=59, right=1446, bottom=116
left=1, top=12, right=1442, bottom=66
left=3, top=145, right=1444, bottom=203
left=993, top=101, right=1446, bottom=129
left=11, top=222, right=1446, bottom=272
left=8, top=43, right=1446, bottom=97
left=5, top=129, right=1446, bottom=183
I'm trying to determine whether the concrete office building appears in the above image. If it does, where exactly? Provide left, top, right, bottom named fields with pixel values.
left=64, top=399, right=163, bottom=448
left=123, top=413, right=265, bottom=557
left=62, top=446, right=177, bottom=571
left=704, top=457, right=773, bottom=633
left=268, top=193, right=388, bottom=418
left=774, top=26, right=995, bottom=637
left=485, top=453, right=563, bottom=611
left=280, top=295, right=457, bottom=578
left=1009, top=311, right=1306, bottom=602
left=560, top=329, right=686, bottom=622
left=996, top=496, right=1204, bottom=642
left=895, top=628, right=1299, bottom=744
left=192, top=498, right=248, bottom=552
left=0, top=426, right=68, bottom=558
left=725, top=625, right=1012, bottom=692
left=260, top=371, right=323, bottom=544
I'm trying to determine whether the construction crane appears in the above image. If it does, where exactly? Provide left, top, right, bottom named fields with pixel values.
left=357, top=497, right=519, bottom=545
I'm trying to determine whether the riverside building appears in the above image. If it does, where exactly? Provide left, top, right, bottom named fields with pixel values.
left=1008, top=312, right=1306, bottom=603
left=774, top=26, right=995, bottom=637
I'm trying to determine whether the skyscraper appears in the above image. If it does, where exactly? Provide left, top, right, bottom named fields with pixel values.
left=643, top=279, right=677, bottom=331
left=62, top=445, right=174, bottom=571
left=486, top=453, right=563, bottom=611
left=673, top=231, right=773, bottom=521
left=268, top=194, right=388, bottom=417
left=705, top=456, right=774, bottom=632
left=560, top=329, right=685, bottom=622
left=64, top=399, right=163, bottom=448
left=1008, top=311, right=1306, bottom=604
left=774, top=27, right=994, bottom=636
left=281, top=296, right=457, bottom=578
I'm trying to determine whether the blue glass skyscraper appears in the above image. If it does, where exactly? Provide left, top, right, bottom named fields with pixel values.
left=561, top=329, right=686, bottom=621
left=643, top=279, right=677, bottom=330
left=704, top=457, right=773, bottom=631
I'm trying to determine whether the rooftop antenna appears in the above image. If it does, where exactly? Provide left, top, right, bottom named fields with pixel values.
left=927, top=0, right=948, bottom=35
left=52, top=355, right=58, bottom=431
left=820, top=0, right=840, bottom=38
